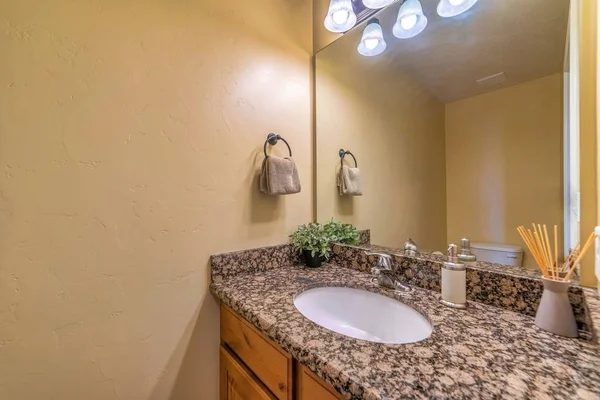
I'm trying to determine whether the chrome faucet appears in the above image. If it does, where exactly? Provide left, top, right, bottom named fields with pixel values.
left=365, top=251, right=412, bottom=293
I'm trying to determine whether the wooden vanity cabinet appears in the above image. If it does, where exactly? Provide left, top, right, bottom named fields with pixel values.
left=220, top=305, right=343, bottom=400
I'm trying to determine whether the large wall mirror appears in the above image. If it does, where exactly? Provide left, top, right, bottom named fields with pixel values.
left=315, top=0, right=580, bottom=274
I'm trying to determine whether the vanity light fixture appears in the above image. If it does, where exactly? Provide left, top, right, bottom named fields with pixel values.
left=393, top=0, right=428, bottom=39
left=363, top=0, right=396, bottom=9
left=437, top=0, right=479, bottom=17
left=324, top=0, right=357, bottom=33
left=357, top=18, right=387, bottom=56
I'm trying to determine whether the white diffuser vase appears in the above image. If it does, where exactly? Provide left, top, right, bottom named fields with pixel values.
left=535, top=277, right=578, bottom=338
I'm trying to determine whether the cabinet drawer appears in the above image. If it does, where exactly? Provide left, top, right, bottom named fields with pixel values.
left=220, top=306, right=292, bottom=400
left=220, top=346, right=276, bottom=400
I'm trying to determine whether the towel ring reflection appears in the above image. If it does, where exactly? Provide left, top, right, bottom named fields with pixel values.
left=339, top=149, right=358, bottom=168
left=264, top=133, right=292, bottom=157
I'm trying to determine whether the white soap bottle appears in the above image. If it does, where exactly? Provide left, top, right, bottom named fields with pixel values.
left=440, top=244, right=467, bottom=309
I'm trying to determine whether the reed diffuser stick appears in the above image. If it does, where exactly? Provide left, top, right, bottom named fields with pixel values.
left=563, top=244, right=579, bottom=272
left=531, top=229, right=549, bottom=272
left=534, top=227, right=551, bottom=271
left=538, top=224, right=556, bottom=278
left=554, top=225, right=558, bottom=276
left=542, top=225, right=554, bottom=278
left=541, top=226, right=553, bottom=273
left=564, top=233, right=596, bottom=281
left=517, top=224, right=596, bottom=282
left=533, top=231, right=548, bottom=269
left=517, top=227, right=549, bottom=277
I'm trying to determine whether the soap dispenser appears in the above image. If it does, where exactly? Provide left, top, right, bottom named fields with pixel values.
left=403, top=238, right=418, bottom=256
left=441, top=244, right=467, bottom=309
left=458, top=238, right=477, bottom=266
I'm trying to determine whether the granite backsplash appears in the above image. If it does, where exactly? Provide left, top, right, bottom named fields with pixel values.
left=211, top=243, right=301, bottom=283
left=358, top=229, right=370, bottom=246
left=211, top=229, right=371, bottom=283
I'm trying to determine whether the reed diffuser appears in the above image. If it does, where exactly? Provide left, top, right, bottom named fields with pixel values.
left=517, top=224, right=596, bottom=337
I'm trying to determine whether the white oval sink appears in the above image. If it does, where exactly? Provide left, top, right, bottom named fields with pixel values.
left=294, top=287, right=432, bottom=344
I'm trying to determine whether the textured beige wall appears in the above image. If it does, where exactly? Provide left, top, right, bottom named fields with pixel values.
left=596, top=0, right=600, bottom=290
left=0, top=1, right=312, bottom=399
left=446, top=74, right=564, bottom=270
left=315, top=47, right=447, bottom=252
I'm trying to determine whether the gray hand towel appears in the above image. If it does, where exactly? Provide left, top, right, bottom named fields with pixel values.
left=337, top=165, right=363, bottom=196
left=259, top=156, right=301, bottom=195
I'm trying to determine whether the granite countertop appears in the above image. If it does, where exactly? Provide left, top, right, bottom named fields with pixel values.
left=211, top=263, right=600, bottom=400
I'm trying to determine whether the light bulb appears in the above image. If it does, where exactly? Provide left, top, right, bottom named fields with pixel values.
left=393, top=0, right=427, bottom=39
left=400, top=14, right=418, bottom=30
left=332, top=10, right=349, bottom=25
left=324, top=0, right=357, bottom=33
left=357, top=18, right=386, bottom=56
left=437, top=0, right=479, bottom=18
left=364, top=39, right=379, bottom=50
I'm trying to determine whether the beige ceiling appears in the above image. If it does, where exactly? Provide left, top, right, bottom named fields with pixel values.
left=316, top=0, right=570, bottom=103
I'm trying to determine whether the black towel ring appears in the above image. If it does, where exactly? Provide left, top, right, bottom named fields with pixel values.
left=264, top=133, right=292, bottom=157
left=339, top=149, right=358, bottom=168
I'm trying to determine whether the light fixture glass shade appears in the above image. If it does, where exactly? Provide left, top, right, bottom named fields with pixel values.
left=324, top=0, right=357, bottom=33
left=363, top=0, right=396, bottom=9
left=357, top=19, right=387, bottom=56
left=437, top=0, right=479, bottom=18
left=392, top=0, right=428, bottom=39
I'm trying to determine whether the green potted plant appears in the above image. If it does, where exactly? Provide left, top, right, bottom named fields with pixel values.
left=324, top=220, right=360, bottom=246
left=290, top=223, right=332, bottom=268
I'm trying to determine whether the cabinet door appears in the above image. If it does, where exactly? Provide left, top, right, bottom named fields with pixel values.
left=295, top=362, right=342, bottom=400
left=220, top=346, right=276, bottom=400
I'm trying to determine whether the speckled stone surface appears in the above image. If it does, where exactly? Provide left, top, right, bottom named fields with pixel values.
left=210, top=263, right=600, bottom=400
left=363, top=243, right=580, bottom=283
left=211, top=243, right=300, bottom=283
left=330, top=244, right=592, bottom=337
left=211, top=230, right=370, bottom=283
left=583, top=287, right=600, bottom=344
left=358, top=230, right=371, bottom=246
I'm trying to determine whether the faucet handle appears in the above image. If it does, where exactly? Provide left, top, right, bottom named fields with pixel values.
left=365, top=251, right=393, bottom=270
left=365, top=251, right=392, bottom=259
